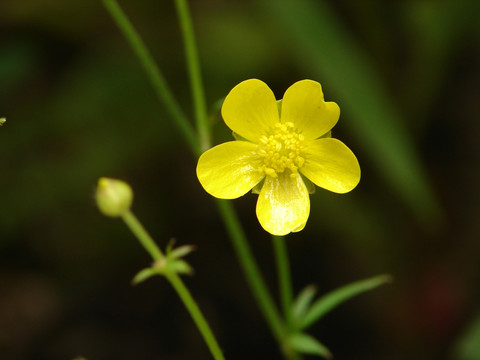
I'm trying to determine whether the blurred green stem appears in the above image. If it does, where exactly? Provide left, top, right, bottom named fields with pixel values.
left=215, top=200, right=285, bottom=342
left=272, top=235, right=294, bottom=330
left=174, top=0, right=211, bottom=151
left=102, top=0, right=201, bottom=156
left=121, top=210, right=225, bottom=360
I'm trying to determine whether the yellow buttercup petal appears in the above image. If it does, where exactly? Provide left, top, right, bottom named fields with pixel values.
left=300, top=138, right=360, bottom=193
left=222, top=79, right=279, bottom=143
left=256, top=172, right=310, bottom=236
left=197, top=141, right=264, bottom=199
left=281, top=80, right=339, bottom=140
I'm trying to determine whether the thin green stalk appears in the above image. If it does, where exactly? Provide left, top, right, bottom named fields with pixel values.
left=215, top=203, right=301, bottom=360
left=215, top=199, right=285, bottom=343
left=102, top=0, right=201, bottom=156
left=272, top=235, right=294, bottom=330
left=121, top=210, right=225, bottom=360
left=122, top=211, right=164, bottom=260
left=174, top=0, right=211, bottom=151
left=166, top=273, right=224, bottom=360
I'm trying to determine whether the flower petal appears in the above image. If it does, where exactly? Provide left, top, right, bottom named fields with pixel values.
left=281, top=80, right=339, bottom=140
left=256, top=173, right=310, bottom=236
left=197, top=141, right=264, bottom=199
left=300, top=138, right=360, bottom=193
left=222, top=79, right=279, bottom=143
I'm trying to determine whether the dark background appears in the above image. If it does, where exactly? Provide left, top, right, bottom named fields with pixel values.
left=1, top=0, right=480, bottom=359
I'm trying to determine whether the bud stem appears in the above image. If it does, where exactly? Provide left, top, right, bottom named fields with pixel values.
left=120, top=210, right=225, bottom=360
left=121, top=210, right=164, bottom=261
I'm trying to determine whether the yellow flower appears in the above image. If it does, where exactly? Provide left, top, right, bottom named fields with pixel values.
left=196, top=79, right=360, bottom=236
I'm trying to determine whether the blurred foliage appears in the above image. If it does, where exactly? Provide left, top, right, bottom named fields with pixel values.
left=454, top=312, right=480, bottom=360
left=1, top=0, right=480, bottom=359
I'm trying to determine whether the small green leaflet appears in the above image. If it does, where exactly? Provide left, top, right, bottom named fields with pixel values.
left=292, top=284, right=317, bottom=324
left=289, top=333, right=332, bottom=359
left=132, top=267, right=160, bottom=285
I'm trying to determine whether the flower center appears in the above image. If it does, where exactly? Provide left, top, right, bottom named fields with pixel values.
left=257, top=122, right=305, bottom=178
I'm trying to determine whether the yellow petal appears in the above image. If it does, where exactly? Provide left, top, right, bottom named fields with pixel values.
left=281, top=80, right=339, bottom=140
left=256, top=173, right=310, bottom=236
left=222, top=79, right=279, bottom=143
left=300, top=138, right=360, bottom=193
left=197, top=141, right=265, bottom=199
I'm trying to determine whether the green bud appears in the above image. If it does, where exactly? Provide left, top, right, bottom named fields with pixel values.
left=96, top=177, right=133, bottom=217
left=0, top=118, right=6, bottom=126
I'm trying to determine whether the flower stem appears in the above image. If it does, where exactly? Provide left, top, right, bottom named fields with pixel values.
left=174, top=0, right=211, bottom=152
left=166, top=272, right=225, bottom=360
left=102, top=0, right=201, bottom=156
left=215, top=200, right=286, bottom=343
left=121, top=210, right=225, bottom=360
left=122, top=211, right=164, bottom=261
left=272, top=235, right=295, bottom=330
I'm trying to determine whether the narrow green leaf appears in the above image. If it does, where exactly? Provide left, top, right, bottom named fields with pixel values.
left=300, top=274, right=392, bottom=330
left=169, top=244, right=195, bottom=259
left=132, top=267, right=161, bottom=285
left=169, top=260, right=194, bottom=275
left=289, top=333, right=332, bottom=359
left=292, top=285, right=317, bottom=325
left=165, top=238, right=176, bottom=254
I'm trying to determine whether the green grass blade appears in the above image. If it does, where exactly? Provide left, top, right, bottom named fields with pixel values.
left=300, top=274, right=392, bottom=330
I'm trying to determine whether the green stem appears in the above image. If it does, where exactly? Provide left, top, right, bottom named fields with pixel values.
left=122, top=210, right=164, bottom=261
left=174, top=0, right=211, bottom=151
left=102, top=0, right=201, bottom=156
left=166, top=272, right=225, bottom=360
left=272, top=235, right=294, bottom=330
left=121, top=210, right=225, bottom=360
left=215, top=200, right=285, bottom=343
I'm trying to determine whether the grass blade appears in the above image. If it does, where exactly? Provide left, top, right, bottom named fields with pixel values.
left=300, top=274, right=392, bottom=330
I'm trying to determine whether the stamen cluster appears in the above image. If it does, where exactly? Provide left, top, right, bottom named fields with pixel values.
left=257, top=122, right=305, bottom=178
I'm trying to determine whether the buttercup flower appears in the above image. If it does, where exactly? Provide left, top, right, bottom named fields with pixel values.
left=197, top=79, right=360, bottom=236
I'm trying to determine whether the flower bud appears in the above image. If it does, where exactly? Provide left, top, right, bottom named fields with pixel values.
left=96, top=177, right=133, bottom=217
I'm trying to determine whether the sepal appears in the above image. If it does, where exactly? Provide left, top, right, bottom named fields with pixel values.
left=132, top=243, right=195, bottom=284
